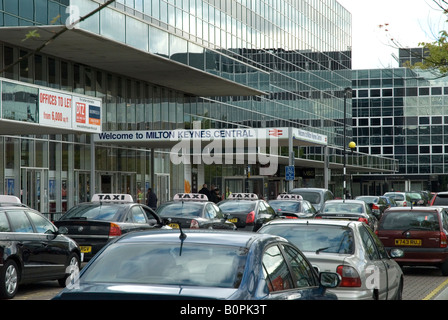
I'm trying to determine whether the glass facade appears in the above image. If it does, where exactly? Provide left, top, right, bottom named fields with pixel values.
left=352, top=67, right=448, bottom=194
left=0, top=0, right=395, bottom=212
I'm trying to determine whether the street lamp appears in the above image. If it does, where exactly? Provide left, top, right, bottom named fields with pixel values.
left=343, top=87, right=352, bottom=202
left=349, top=141, right=356, bottom=197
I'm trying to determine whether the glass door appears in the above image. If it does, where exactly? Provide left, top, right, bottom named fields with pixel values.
left=21, top=168, right=47, bottom=212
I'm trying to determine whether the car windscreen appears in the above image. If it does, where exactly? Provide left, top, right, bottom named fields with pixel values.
left=157, top=202, right=203, bottom=217
left=292, top=192, right=320, bottom=205
left=268, top=200, right=301, bottom=212
left=433, top=194, right=448, bottom=205
left=259, top=224, right=354, bottom=254
left=218, top=201, right=256, bottom=212
left=322, top=203, right=364, bottom=213
left=60, top=204, right=125, bottom=221
left=356, top=196, right=377, bottom=204
left=380, top=211, right=439, bottom=231
left=81, top=242, right=247, bottom=288
left=384, top=193, right=404, bottom=201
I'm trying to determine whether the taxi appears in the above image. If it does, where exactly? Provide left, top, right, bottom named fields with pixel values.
left=218, top=193, right=277, bottom=231
left=54, top=193, right=167, bottom=261
left=268, top=194, right=317, bottom=219
left=156, top=193, right=236, bottom=230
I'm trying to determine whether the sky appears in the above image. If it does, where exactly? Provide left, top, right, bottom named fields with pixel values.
left=337, top=0, right=448, bottom=69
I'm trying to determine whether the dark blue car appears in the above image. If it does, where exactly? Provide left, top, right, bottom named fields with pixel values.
left=53, top=230, right=340, bottom=300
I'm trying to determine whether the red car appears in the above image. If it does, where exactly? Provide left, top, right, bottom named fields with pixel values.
left=376, top=206, right=448, bottom=275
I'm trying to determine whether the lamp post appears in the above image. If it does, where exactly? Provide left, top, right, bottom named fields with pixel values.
left=349, top=141, right=356, bottom=198
left=343, top=87, right=352, bottom=202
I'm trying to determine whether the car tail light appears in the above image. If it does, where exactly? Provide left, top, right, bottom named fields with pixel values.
left=285, top=216, right=298, bottom=219
left=371, top=204, right=379, bottom=210
left=358, top=217, right=369, bottom=224
left=440, top=232, right=447, bottom=248
left=336, top=265, right=361, bottom=287
left=246, top=211, right=255, bottom=224
left=403, top=201, right=408, bottom=207
left=190, top=219, right=199, bottom=229
left=109, top=223, right=122, bottom=236
left=315, top=216, right=322, bottom=219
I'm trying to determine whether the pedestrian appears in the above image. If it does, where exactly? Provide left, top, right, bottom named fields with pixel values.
left=146, top=188, right=158, bottom=210
left=213, top=188, right=222, bottom=203
left=198, top=183, right=211, bottom=199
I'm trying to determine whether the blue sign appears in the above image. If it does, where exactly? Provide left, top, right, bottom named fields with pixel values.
left=285, top=166, right=295, bottom=181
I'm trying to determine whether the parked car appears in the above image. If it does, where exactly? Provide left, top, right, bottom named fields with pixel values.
left=156, top=193, right=236, bottom=230
left=355, top=195, right=390, bottom=218
left=377, top=206, right=448, bottom=275
left=430, top=191, right=448, bottom=206
left=54, top=193, right=168, bottom=261
left=258, top=219, right=404, bottom=300
left=383, top=191, right=423, bottom=207
left=0, top=204, right=81, bottom=299
left=289, top=188, right=334, bottom=213
left=218, top=193, right=276, bottom=231
left=268, top=194, right=317, bottom=219
left=53, top=229, right=341, bottom=300
left=316, top=199, right=378, bottom=230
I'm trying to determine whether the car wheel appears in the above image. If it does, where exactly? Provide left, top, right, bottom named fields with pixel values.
left=0, top=260, right=19, bottom=299
left=394, top=279, right=403, bottom=300
left=441, top=260, right=448, bottom=276
left=58, top=252, right=81, bottom=287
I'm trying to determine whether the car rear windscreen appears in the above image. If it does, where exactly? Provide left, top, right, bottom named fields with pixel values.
left=433, top=194, right=448, bottom=205
left=380, top=211, right=439, bottom=231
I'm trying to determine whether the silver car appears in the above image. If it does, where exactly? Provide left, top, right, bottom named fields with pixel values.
left=258, top=219, right=404, bottom=300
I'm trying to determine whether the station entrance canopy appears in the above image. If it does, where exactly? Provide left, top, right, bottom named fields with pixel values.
left=93, top=127, right=327, bottom=149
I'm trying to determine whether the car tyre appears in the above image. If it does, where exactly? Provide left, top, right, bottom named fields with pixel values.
left=58, top=252, right=81, bottom=287
left=394, top=279, right=403, bottom=300
left=0, top=260, right=19, bottom=299
left=440, top=260, right=448, bottom=276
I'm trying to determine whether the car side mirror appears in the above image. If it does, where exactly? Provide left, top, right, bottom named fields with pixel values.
left=319, top=272, right=341, bottom=288
left=57, top=226, right=68, bottom=235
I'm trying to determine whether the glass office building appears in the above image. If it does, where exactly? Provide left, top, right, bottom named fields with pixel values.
left=352, top=65, right=448, bottom=194
left=0, top=0, right=396, bottom=213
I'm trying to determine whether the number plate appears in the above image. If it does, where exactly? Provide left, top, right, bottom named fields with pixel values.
left=80, top=246, right=92, bottom=253
left=169, top=223, right=179, bottom=229
left=228, top=218, right=238, bottom=223
left=395, top=239, right=422, bottom=246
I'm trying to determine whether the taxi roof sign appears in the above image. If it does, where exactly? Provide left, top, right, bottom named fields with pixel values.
left=277, top=194, right=303, bottom=200
left=0, top=195, right=21, bottom=203
left=228, top=193, right=258, bottom=200
left=91, top=194, right=134, bottom=203
left=173, top=193, right=208, bottom=201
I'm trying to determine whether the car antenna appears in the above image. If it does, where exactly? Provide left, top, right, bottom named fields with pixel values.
left=178, top=224, right=187, bottom=256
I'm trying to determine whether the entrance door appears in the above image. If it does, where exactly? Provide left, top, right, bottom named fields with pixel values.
left=224, top=178, right=244, bottom=199
left=21, top=168, right=47, bottom=212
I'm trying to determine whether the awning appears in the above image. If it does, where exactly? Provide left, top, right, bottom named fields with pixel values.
left=0, top=26, right=265, bottom=97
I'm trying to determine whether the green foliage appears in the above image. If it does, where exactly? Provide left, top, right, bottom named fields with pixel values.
left=408, top=30, right=448, bottom=74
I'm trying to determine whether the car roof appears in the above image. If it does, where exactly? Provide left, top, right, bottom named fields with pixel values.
left=291, top=188, right=330, bottom=192
left=114, top=229, right=284, bottom=248
left=324, top=199, right=365, bottom=204
left=262, top=218, right=361, bottom=228
left=385, top=206, right=444, bottom=213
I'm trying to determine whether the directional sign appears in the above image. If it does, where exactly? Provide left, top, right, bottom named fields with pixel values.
left=285, top=166, right=295, bottom=181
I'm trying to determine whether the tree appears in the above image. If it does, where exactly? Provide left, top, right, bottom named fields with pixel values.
left=402, top=0, right=448, bottom=75
left=0, top=0, right=116, bottom=75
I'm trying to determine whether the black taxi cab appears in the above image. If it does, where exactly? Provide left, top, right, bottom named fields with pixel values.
left=156, top=193, right=236, bottom=230
left=54, top=193, right=167, bottom=261
left=268, top=194, right=317, bottom=219
left=218, top=193, right=277, bottom=231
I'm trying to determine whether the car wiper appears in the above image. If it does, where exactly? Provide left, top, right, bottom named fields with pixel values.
left=316, top=247, right=330, bottom=254
left=402, top=226, right=431, bottom=234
